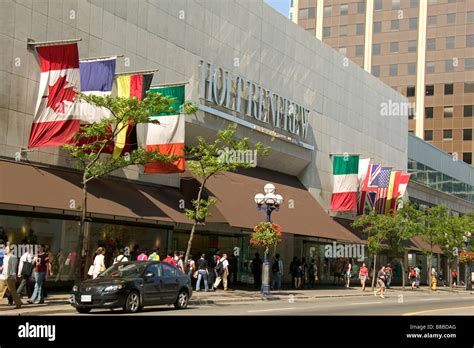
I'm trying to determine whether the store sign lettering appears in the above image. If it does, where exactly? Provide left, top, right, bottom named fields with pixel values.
left=200, top=60, right=310, bottom=139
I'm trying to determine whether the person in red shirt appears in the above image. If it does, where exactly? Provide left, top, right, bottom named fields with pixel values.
left=451, top=269, right=457, bottom=288
left=162, top=251, right=177, bottom=267
left=359, top=263, right=369, bottom=291
left=28, top=245, right=49, bottom=304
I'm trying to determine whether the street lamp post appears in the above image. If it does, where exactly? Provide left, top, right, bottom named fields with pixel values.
left=254, top=183, right=283, bottom=296
left=464, top=232, right=472, bottom=291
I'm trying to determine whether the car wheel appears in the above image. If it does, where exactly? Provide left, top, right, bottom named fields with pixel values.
left=174, top=289, right=188, bottom=309
left=123, top=291, right=141, bottom=313
left=76, top=307, right=91, bottom=314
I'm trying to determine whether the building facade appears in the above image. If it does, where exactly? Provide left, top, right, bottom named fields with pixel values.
left=292, top=0, right=474, bottom=165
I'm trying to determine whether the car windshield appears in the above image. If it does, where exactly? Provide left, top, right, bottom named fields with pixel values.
left=98, top=263, right=147, bottom=279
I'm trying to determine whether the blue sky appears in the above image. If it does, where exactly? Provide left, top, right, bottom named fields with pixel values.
left=264, top=0, right=290, bottom=17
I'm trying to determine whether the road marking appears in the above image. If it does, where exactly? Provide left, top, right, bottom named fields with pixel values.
left=248, top=307, right=296, bottom=313
left=419, top=298, right=440, bottom=301
left=402, top=305, right=474, bottom=316
left=350, top=301, right=382, bottom=305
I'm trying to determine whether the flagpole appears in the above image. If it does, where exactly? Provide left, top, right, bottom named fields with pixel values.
left=80, top=54, right=124, bottom=61
left=115, top=69, right=159, bottom=76
left=329, top=153, right=362, bottom=157
left=150, top=82, right=190, bottom=88
left=27, top=38, right=82, bottom=50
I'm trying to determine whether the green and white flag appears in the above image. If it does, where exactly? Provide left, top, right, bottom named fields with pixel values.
left=330, top=155, right=359, bottom=211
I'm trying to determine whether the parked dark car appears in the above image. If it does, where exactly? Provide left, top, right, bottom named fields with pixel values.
left=70, top=261, right=192, bottom=313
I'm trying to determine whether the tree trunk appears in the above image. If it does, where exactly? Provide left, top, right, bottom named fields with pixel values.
left=400, top=259, right=406, bottom=290
left=184, top=181, right=206, bottom=268
left=371, top=254, right=377, bottom=291
left=74, top=178, right=88, bottom=285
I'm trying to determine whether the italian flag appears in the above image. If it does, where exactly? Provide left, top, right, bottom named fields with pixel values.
left=330, top=155, right=359, bottom=211
left=138, top=85, right=185, bottom=174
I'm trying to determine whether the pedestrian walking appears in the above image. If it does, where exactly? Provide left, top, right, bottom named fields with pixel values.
left=431, top=268, right=437, bottom=291
left=208, top=253, right=218, bottom=286
left=113, top=249, right=129, bottom=264
left=251, top=253, right=263, bottom=290
left=17, top=247, right=34, bottom=298
left=385, top=264, right=393, bottom=289
left=451, top=269, right=457, bottom=288
left=0, top=246, right=23, bottom=308
left=409, top=266, right=417, bottom=289
left=308, top=259, right=317, bottom=289
left=0, top=240, right=4, bottom=276
left=148, top=248, right=160, bottom=261
left=414, top=265, right=421, bottom=288
left=195, top=254, right=209, bottom=292
left=345, top=261, right=352, bottom=288
left=374, top=265, right=386, bottom=298
left=186, top=254, right=195, bottom=279
left=176, top=252, right=185, bottom=273
left=211, top=253, right=229, bottom=291
left=359, top=263, right=369, bottom=291
left=163, top=251, right=177, bottom=267
left=137, top=249, right=148, bottom=261
left=91, top=247, right=106, bottom=279
left=28, top=245, right=49, bottom=305
left=271, top=254, right=283, bottom=290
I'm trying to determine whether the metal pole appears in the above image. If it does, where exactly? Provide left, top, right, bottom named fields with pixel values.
left=467, top=239, right=472, bottom=291
left=261, top=205, right=272, bottom=296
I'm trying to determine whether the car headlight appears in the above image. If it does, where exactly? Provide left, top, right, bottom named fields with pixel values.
left=103, top=284, right=123, bottom=292
left=72, top=285, right=78, bottom=292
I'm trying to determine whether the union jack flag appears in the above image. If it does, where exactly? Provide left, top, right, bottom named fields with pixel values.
left=374, top=167, right=392, bottom=213
left=358, top=164, right=381, bottom=215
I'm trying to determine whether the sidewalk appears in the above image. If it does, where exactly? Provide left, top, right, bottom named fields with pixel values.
left=1, top=285, right=471, bottom=315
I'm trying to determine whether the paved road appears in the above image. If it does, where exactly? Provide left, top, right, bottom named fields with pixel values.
left=47, top=291, right=474, bottom=316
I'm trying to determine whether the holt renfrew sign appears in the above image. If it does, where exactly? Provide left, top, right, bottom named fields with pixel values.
left=199, top=60, right=310, bottom=140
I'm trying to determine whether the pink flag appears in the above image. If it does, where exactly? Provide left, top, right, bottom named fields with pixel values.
left=28, top=44, right=81, bottom=148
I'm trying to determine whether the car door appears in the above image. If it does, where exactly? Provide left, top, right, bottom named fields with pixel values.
left=142, top=264, right=163, bottom=305
left=160, top=262, right=180, bottom=302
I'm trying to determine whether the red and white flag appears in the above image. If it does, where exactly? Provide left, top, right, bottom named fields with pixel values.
left=28, top=44, right=81, bottom=148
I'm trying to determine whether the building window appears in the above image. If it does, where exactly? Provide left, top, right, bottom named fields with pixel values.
left=447, top=13, right=456, bottom=24
left=299, top=7, right=316, bottom=20
left=408, top=63, right=416, bottom=75
left=374, top=21, right=382, bottom=33
left=465, top=82, right=474, bottom=93
left=443, top=129, right=453, bottom=139
left=390, top=42, right=399, bottom=53
left=464, top=129, right=473, bottom=141
left=408, top=40, right=417, bottom=52
left=390, top=64, right=398, bottom=76
left=463, top=153, right=472, bottom=165
left=444, top=106, right=453, bottom=118
left=410, top=0, right=419, bottom=8
left=425, top=107, right=434, bottom=118
left=372, top=65, right=380, bottom=77
left=426, top=85, right=434, bottom=96
left=340, top=25, right=348, bottom=36
left=290, top=0, right=293, bottom=7
left=428, top=16, right=437, bottom=27
left=324, top=5, right=332, bottom=16
left=372, top=43, right=381, bottom=55
left=391, top=20, right=399, bottom=31
left=445, top=84, right=454, bottom=95
left=467, top=35, right=474, bottom=47
left=407, top=86, right=415, bottom=97
left=446, top=36, right=455, bottom=49
left=340, top=4, right=348, bottom=15
left=355, top=45, right=364, bottom=56
left=323, top=27, right=331, bottom=37
left=408, top=108, right=415, bottom=119
left=426, top=61, right=435, bottom=73
left=465, top=58, right=474, bottom=70
left=356, top=23, right=365, bottom=35
left=427, top=38, right=436, bottom=51
left=445, top=60, right=454, bottom=72
left=392, top=0, right=400, bottom=9
left=468, top=11, right=474, bottom=24
left=409, top=18, right=418, bottom=30
left=374, top=0, right=383, bottom=11
left=465, top=105, right=473, bottom=117
left=357, top=2, right=365, bottom=13
left=424, top=130, right=433, bottom=141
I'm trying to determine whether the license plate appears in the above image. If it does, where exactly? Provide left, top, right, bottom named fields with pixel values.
left=81, top=295, right=92, bottom=303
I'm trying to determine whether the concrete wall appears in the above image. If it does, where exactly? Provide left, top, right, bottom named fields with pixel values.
left=0, top=0, right=408, bottom=208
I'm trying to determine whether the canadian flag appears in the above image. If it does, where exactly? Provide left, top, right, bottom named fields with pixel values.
left=28, top=43, right=81, bottom=148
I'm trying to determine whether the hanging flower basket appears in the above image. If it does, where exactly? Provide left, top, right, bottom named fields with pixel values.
left=250, top=222, right=282, bottom=255
left=459, top=251, right=474, bottom=263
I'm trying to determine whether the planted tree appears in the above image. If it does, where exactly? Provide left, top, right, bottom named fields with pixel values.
left=64, top=92, right=197, bottom=284
left=183, top=124, right=270, bottom=265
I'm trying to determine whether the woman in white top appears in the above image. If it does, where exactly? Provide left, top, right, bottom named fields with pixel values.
left=92, top=247, right=106, bottom=279
left=113, top=249, right=129, bottom=264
